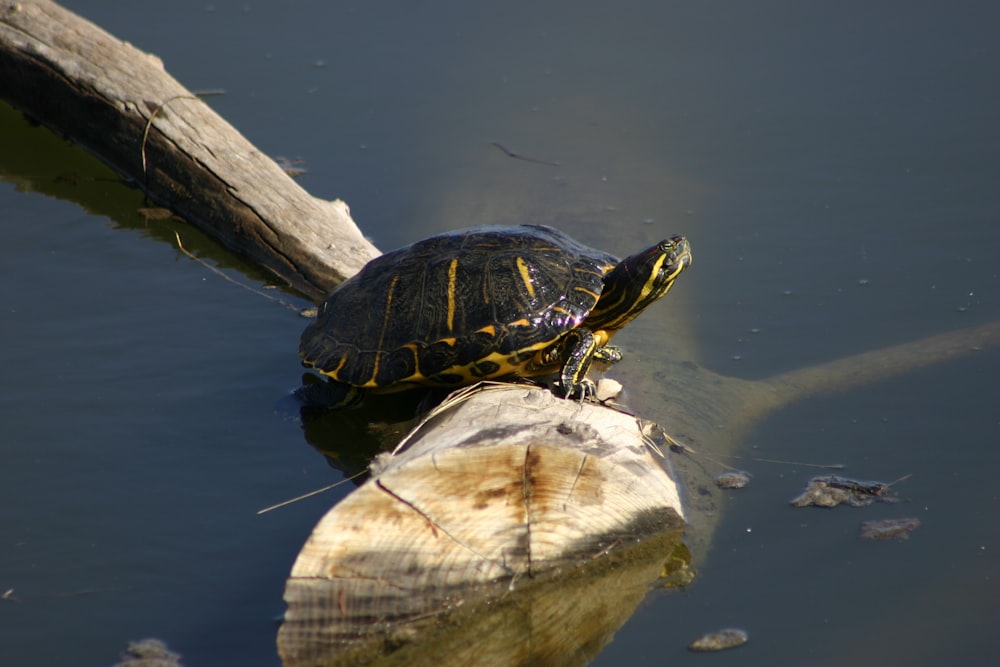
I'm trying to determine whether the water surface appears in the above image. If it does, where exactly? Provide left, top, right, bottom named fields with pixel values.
left=2, top=1, right=997, bottom=665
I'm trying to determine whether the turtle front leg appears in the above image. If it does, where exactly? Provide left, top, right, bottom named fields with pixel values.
left=592, top=344, right=623, bottom=365
left=558, top=327, right=599, bottom=399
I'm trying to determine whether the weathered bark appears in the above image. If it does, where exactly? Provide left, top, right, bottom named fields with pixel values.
left=0, top=0, right=378, bottom=301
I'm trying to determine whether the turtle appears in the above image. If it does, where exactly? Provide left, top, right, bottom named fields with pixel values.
left=298, top=224, right=692, bottom=407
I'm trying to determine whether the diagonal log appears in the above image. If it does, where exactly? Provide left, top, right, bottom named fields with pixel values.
left=0, top=0, right=378, bottom=301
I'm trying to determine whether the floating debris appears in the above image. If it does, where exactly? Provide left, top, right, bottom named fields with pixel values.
left=112, top=638, right=184, bottom=667
left=490, top=141, right=560, bottom=166
left=688, top=627, right=749, bottom=652
left=859, top=517, right=921, bottom=541
left=595, top=377, right=623, bottom=402
left=715, top=470, right=751, bottom=489
left=790, top=474, right=906, bottom=508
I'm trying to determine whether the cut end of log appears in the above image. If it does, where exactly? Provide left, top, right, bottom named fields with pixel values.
left=278, top=384, right=692, bottom=666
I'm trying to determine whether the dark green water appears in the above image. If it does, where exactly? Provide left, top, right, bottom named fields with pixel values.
left=2, top=1, right=997, bottom=665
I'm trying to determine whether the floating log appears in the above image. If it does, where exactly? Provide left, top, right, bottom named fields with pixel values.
left=0, top=0, right=378, bottom=300
left=278, top=383, right=694, bottom=667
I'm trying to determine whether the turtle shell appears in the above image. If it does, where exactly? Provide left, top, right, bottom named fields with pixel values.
left=299, top=224, right=619, bottom=390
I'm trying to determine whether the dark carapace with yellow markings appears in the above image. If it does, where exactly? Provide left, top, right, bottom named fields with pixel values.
left=299, top=224, right=691, bottom=407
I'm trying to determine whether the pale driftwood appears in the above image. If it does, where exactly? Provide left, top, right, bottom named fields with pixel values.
left=279, top=383, right=691, bottom=667
left=0, top=0, right=378, bottom=301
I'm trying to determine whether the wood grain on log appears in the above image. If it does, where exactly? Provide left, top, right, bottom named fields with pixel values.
left=278, top=384, right=692, bottom=667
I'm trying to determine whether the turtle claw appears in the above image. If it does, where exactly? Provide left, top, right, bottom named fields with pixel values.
left=561, top=378, right=598, bottom=402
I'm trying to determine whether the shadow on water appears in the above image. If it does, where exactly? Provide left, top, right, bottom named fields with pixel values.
left=0, top=101, right=308, bottom=295
left=295, top=381, right=441, bottom=481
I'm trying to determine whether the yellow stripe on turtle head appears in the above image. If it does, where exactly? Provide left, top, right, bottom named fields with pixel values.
left=585, top=235, right=692, bottom=332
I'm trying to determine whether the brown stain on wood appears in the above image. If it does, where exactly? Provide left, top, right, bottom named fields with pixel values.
left=472, top=484, right=517, bottom=510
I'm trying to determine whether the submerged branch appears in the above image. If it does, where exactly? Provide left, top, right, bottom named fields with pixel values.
left=759, top=320, right=999, bottom=407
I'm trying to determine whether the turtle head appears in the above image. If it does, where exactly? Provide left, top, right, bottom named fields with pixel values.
left=587, top=235, right=692, bottom=331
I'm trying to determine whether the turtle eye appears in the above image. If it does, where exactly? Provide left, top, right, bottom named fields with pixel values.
left=658, top=239, right=675, bottom=253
